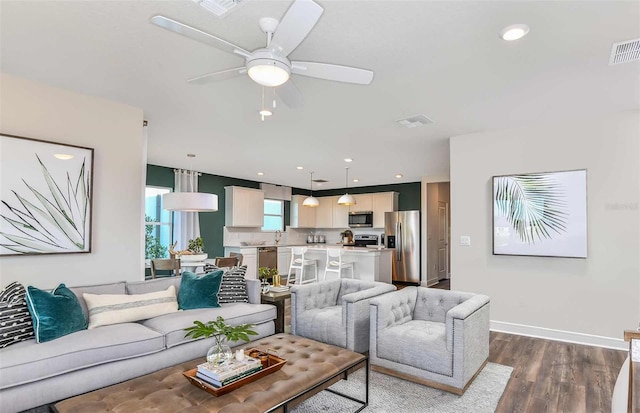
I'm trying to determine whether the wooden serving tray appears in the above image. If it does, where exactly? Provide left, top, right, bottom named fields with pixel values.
left=183, top=349, right=287, bottom=397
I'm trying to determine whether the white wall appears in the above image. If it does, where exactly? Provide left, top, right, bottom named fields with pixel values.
left=450, top=110, right=639, bottom=348
left=0, top=73, right=145, bottom=288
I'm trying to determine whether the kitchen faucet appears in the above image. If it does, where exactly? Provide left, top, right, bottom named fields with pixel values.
left=275, top=230, right=282, bottom=245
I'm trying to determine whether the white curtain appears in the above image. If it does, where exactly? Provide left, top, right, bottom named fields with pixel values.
left=172, top=169, right=201, bottom=250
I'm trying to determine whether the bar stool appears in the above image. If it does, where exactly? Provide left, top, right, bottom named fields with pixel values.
left=323, top=248, right=354, bottom=280
left=287, top=247, right=318, bottom=285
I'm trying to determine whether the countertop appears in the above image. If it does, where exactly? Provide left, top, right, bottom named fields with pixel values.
left=224, top=244, right=392, bottom=252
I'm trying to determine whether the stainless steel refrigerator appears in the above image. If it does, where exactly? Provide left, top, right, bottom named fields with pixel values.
left=385, top=211, right=420, bottom=284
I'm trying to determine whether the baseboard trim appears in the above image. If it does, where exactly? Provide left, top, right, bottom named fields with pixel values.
left=490, top=320, right=628, bottom=351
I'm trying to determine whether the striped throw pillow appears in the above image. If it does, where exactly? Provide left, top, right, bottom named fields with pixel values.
left=0, top=282, right=35, bottom=347
left=83, top=285, right=178, bottom=329
left=205, top=265, right=249, bottom=304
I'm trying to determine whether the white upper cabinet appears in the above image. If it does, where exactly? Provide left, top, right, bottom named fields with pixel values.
left=225, top=186, right=264, bottom=227
left=290, top=195, right=316, bottom=228
left=351, top=194, right=373, bottom=212
left=333, top=201, right=350, bottom=229
left=315, top=196, right=335, bottom=228
left=372, top=192, right=398, bottom=228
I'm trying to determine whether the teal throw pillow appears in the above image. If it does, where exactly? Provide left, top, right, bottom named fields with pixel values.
left=178, top=270, right=224, bottom=310
left=25, top=283, right=87, bottom=343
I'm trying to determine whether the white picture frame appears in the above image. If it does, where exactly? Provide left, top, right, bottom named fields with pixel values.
left=492, top=169, right=587, bottom=258
left=0, top=133, right=94, bottom=256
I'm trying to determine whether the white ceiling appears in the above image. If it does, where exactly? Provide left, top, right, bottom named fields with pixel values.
left=1, top=0, right=639, bottom=190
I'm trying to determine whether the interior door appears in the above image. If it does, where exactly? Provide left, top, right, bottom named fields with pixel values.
left=437, top=201, right=449, bottom=280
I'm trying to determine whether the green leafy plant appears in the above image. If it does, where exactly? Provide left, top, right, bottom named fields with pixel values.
left=258, top=266, right=278, bottom=280
left=184, top=316, right=257, bottom=344
left=187, top=236, right=205, bottom=254
left=0, top=155, right=90, bottom=254
left=145, top=215, right=167, bottom=259
left=494, top=173, right=568, bottom=244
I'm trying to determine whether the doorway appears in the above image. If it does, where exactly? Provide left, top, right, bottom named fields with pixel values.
left=426, top=182, right=451, bottom=286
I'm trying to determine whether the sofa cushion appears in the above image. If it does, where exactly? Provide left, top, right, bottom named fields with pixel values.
left=126, top=277, right=181, bottom=296
left=376, top=319, right=452, bottom=376
left=70, top=282, right=127, bottom=320
left=0, top=282, right=34, bottom=348
left=25, top=284, right=87, bottom=343
left=178, top=271, right=223, bottom=310
left=83, top=286, right=179, bottom=329
left=213, top=265, right=249, bottom=304
left=0, top=322, right=164, bottom=389
left=293, top=305, right=346, bottom=349
left=141, top=303, right=276, bottom=348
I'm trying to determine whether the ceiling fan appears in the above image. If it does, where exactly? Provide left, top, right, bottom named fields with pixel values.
left=150, top=0, right=374, bottom=108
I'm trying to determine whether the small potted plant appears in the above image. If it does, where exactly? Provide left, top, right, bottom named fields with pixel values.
left=258, top=267, right=279, bottom=292
left=184, top=316, right=258, bottom=365
left=177, top=237, right=207, bottom=262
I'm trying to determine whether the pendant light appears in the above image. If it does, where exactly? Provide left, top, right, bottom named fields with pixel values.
left=303, top=171, right=320, bottom=207
left=162, top=154, right=218, bottom=212
left=337, top=167, right=356, bottom=206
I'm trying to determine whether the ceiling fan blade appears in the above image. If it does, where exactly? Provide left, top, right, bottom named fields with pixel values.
left=275, top=80, right=304, bottom=108
left=150, top=15, right=251, bottom=58
left=187, top=67, right=247, bottom=84
left=291, top=61, right=374, bottom=85
left=270, top=0, right=323, bottom=56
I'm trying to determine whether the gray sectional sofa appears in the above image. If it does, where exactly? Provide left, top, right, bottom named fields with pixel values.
left=0, top=276, right=276, bottom=413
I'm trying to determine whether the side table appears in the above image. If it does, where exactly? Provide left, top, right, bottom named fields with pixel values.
left=261, top=290, right=290, bottom=334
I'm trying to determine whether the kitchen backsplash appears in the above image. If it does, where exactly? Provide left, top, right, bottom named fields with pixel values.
left=224, top=227, right=385, bottom=247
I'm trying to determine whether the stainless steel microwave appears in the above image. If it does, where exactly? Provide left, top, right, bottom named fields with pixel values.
left=348, top=211, right=373, bottom=228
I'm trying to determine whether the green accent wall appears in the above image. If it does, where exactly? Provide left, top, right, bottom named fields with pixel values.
left=146, top=164, right=421, bottom=257
left=314, top=182, right=422, bottom=211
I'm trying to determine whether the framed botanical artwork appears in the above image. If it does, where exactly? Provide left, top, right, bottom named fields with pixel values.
left=0, top=133, right=94, bottom=256
left=492, top=169, right=587, bottom=258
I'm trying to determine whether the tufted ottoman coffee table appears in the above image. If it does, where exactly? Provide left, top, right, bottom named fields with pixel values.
left=53, top=334, right=368, bottom=413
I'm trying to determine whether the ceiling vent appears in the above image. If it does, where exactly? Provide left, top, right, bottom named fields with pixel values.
left=397, top=114, right=434, bottom=128
left=609, top=38, right=640, bottom=65
left=192, top=0, right=246, bottom=17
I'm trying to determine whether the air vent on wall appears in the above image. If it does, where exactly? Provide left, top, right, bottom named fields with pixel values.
left=192, top=0, right=246, bottom=17
left=397, top=114, right=434, bottom=128
left=609, top=38, right=640, bottom=65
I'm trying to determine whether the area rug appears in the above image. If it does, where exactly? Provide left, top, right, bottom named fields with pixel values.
left=291, top=362, right=513, bottom=413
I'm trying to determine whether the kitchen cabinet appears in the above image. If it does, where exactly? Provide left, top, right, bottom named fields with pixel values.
left=372, top=192, right=398, bottom=228
left=315, top=196, right=336, bottom=228
left=290, top=195, right=316, bottom=228
left=223, top=247, right=258, bottom=279
left=333, top=201, right=350, bottom=229
left=351, top=194, right=373, bottom=212
left=225, top=186, right=265, bottom=227
left=277, top=247, right=291, bottom=278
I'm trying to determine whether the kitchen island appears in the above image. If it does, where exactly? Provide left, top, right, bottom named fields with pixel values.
left=288, top=245, right=393, bottom=284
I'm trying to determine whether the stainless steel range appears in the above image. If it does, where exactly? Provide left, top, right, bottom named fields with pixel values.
left=353, top=234, right=379, bottom=247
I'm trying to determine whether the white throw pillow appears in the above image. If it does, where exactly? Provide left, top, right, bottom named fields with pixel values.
left=83, top=286, right=178, bottom=329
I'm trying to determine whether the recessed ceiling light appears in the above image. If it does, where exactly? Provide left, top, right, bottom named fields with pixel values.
left=353, top=179, right=359, bottom=183
left=316, top=183, right=323, bottom=186
left=296, top=166, right=304, bottom=170
left=395, top=174, right=403, bottom=178
left=257, top=172, right=264, bottom=176
left=344, top=158, right=353, bottom=163
left=259, top=109, right=272, bottom=117
left=499, top=24, right=530, bottom=41
left=54, top=154, right=74, bottom=160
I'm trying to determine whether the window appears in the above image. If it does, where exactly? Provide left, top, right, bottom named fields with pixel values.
left=145, top=186, right=172, bottom=259
left=262, top=199, right=284, bottom=231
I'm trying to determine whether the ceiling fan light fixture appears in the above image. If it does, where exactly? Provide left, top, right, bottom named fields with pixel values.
left=247, top=59, right=290, bottom=87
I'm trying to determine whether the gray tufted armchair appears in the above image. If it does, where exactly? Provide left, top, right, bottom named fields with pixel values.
left=291, top=279, right=396, bottom=353
left=369, top=286, right=490, bottom=394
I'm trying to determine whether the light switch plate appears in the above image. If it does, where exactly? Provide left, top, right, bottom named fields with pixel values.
left=460, top=236, right=471, bottom=246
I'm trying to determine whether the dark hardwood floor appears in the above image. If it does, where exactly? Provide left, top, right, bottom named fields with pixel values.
left=490, top=332, right=626, bottom=413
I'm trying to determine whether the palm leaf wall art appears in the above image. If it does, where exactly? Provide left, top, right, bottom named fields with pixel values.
left=493, top=170, right=587, bottom=258
left=0, top=134, right=94, bottom=256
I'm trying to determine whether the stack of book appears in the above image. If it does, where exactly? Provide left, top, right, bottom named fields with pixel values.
left=195, top=356, right=263, bottom=388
